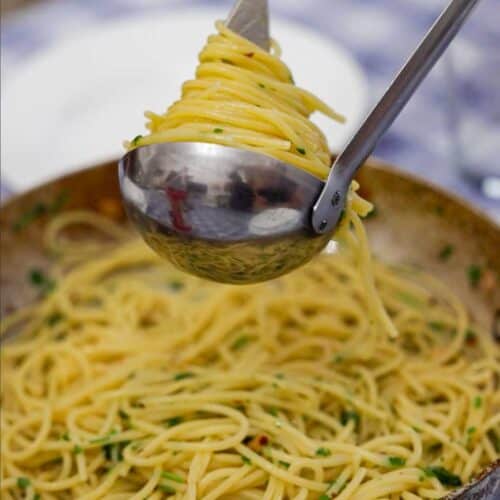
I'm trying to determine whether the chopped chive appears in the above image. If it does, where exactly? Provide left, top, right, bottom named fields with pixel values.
left=473, top=396, right=482, bottom=409
left=467, top=426, right=476, bottom=435
left=422, top=466, right=462, bottom=486
left=12, top=203, right=46, bottom=231
left=340, top=410, right=360, bottom=427
left=164, top=416, right=183, bottom=427
left=278, top=460, right=290, bottom=469
left=297, top=147, right=307, bottom=155
left=275, top=373, right=285, bottom=379
left=258, top=83, right=266, bottom=89
left=439, top=244, right=454, bottom=261
left=241, top=455, right=252, bottom=465
left=173, top=372, right=195, bottom=381
left=318, top=495, right=330, bottom=500
left=467, top=265, right=482, bottom=287
left=60, top=432, right=70, bottom=441
left=213, top=128, right=224, bottom=134
left=231, top=335, right=251, bottom=350
left=34, top=495, right=41, bottom=500
left=131, top=135, right=143, bottom=146
left=73, top=445, right=83, bottom=454
left=161, top=471, right=184, bottom=483
left=17, top=477, right=31, bottom=489
left=387, top=456, right=406, bottom=467
left=315, top=447, right=331, bottom=457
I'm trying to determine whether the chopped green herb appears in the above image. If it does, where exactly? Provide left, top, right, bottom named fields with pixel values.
left=267, top=407, right=279, bottom=417
left=387, top=456, right=406, bottom=467
left=434, top=205, right=444, bottom=216
left=427, top=443, right=443, bottom=453
left=423, top=466, right=462, bottom=487
left=365, top=207, right=378, bottom=219
left=12, top=203, right=46, bottom=231
left=412, top=426, right=422, bottom=433
left=439, top=244, right=454, bottom=261
left=467, top=426, right=476, bottom=435
left=168, top=281, right=184, bottom=291
left=473, top=396, right=482, bottom=409
left=332, top=354, right=344, bottom=364
left=12, top=193, right=69, bottom=232
left=315, top=447, right=331, bottom=457
left=396, top=292, right=422, bottom=308
left=118, top=409, right=130, bottom=420
left=34, top=494, right=41, bottom=500
left=467, top=265, right=482, bottom=287
left=221, top=58, right=235, bottom=65
left=487, top=430, right=500, bottom=452
left=17, top=477, right=31, bottom=489
left=278, top=460, right=290, bottom=469
left=213, top=128, right=224, bottom=134
left=131, top=135, right=143, bottom=146
left=60, top=432, right=70, bottom=441
left=102, top=441, right=130, bottom=462
left=275, top=373, right=285, bottom=379
left=47, top=311, right=64, bottom=326
left=465, top=329, right=477, bottom=342
left=73, top=445, right=83, bottom=454
left=231, top=335, right=251, bottom=350
left=161, top=471, right=184, bottom=483
left=297, top=147, right=307, bottom=155
left=90, top=429, right=118, bottom=444
left=428, top=321, right=445, bottom=332
left=164, top=416, right=183, bottom=428
left=340, top=410, right=360, bottom=427
left=318, top=495, right=330, bottom=500
left=258, top=83, right=266, bottom=89
left=241, top=455, right=252, bottom=465
left=159, top=484, right=176, bottom=494
left=173, top=372, right=195, bottom=381
left=28, top=268, right=56, bottom=295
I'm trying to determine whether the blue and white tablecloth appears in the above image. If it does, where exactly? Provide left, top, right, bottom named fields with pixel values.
left=2, top=0, right=499, bottom=219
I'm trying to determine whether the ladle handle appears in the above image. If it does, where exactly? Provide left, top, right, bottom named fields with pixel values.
left=312, top=0, right=480, bottom=234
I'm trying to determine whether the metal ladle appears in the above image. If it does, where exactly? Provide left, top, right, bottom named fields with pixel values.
left=119, top=0, right=479, bottom=284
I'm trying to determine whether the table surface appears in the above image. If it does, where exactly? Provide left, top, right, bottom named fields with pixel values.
left=1, top=0, right=499, bottom=221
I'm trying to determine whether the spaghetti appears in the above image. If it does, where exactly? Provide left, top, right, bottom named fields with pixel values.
left=1, top=209, right=499, bottom=499
left=127, top=21, right=344, bottom=180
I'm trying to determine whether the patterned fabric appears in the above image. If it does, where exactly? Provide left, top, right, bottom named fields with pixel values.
left=1, top=0, right=499, bottom=217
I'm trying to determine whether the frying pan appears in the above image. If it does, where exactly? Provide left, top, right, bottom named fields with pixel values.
left=1, top=159, right=499, bottom=498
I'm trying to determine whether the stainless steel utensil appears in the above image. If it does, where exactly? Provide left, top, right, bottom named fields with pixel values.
left=119, top=0, right=480, bottom=284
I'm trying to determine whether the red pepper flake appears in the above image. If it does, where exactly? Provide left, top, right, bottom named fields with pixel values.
left=248, top=434, right=269, bottom=452
left=245, top=52, right=255, bottom=58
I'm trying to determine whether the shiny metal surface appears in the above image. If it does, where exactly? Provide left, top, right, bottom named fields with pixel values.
left=312, top=0, right=480, bottom=234
left=226, top=0, right=270, bottom=51
left=119, top=143, right=330, bottom=283
left=119, top=0, right=479, bottom=283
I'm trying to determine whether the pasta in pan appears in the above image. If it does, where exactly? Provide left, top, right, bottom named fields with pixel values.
left=1, top=208, right=499, bottom=499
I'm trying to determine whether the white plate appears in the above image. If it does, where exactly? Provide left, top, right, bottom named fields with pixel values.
left=1, top=9, right=368, bottom=191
